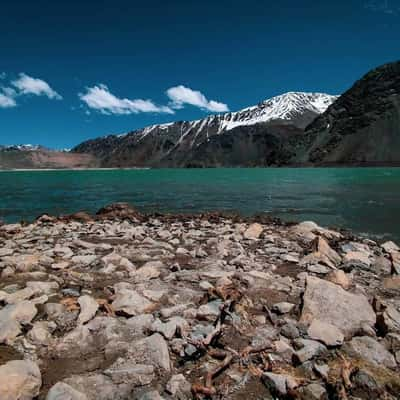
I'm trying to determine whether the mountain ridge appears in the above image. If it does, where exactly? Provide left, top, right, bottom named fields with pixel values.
left=72, top=91, right=337, bottom=167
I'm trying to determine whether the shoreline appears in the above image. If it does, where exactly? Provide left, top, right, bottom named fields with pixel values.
left=0, top=202, right=399, bottom=399
left=2, top=164, right=400, bottom=172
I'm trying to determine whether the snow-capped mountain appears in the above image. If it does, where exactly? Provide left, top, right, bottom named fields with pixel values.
left=73, top=91, right=337, bottom=167
left=219, top=92, right=338, bottom=131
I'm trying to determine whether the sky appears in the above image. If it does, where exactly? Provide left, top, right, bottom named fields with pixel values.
left=0, top=0, right=399, bottom=148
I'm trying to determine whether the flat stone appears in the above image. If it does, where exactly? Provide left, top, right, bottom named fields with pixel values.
left=293, top=339, right=327, bottom=363
left=77, top=295, right=99, bottom=325
left=301, top=276, right=376, bottom=338
left=0, top=360, right=42, bottom=400
left=382, top=241, right=399, bottom=253
left=112, top=287, right=154, bottom=316
left=133, top=262, right=162, bottom=282
left=46, top=382, right=88, bottom=400
left=345, top=336, right=396, bottom=369
left=104, top=359, right=155, bottom=385
left=243, top=223, right=263, bottom=239
left=307, top=319, right=344, bottom=346
left=343, top=251, right=372, bottom=269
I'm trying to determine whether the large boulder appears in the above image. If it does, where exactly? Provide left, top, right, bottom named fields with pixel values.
left=344, top=336, right=397, bottom=369
left=0, top=360, right=42, bottom=400
left=300, top=276, right=376, bottom=338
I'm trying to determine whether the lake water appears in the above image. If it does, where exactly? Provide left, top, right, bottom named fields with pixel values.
left=0, top=168, right=399, bottom=242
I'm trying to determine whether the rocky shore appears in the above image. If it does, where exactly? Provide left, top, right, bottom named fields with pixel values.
left=0, top=203, right=399, bottom=400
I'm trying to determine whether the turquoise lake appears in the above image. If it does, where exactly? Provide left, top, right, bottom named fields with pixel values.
left=0, top=168, right=399, bottom=242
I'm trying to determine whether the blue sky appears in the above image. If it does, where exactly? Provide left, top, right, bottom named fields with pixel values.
left=0, top=0, right=399, bottom=148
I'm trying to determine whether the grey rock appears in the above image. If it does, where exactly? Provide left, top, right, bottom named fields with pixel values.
left=46, top=382, right=88, bottom=400
left=104, top=359, right=154, bottom=385
left=112, top=287, right=154, bottom=316
left=301, top=276, right=376, bottom=338
left=345, top=336, right=397, bottom=369
left=293, top=339, right=327, bottom=363
left=166, top=374, right=191, bottom=398
left=307, top=319, right=344, bottom=346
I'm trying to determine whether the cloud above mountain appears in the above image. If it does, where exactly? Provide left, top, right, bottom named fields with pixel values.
left=79, top=84, right=174, bottom=115
left=166, top=85, right=229, bottom=112
left=0, top=72, right=62, bottom=108
left=12, top=73, right=62, bottom=100
left=79, top=83, right=229, bottom=115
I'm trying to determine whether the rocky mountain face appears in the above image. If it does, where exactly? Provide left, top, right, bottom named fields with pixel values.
left=72, top=92, right=337, bottom=167
left=293, top=61, right=400, bottom=165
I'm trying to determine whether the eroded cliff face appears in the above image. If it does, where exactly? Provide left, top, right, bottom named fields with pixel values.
left=294, top=61, right=400, bottom=165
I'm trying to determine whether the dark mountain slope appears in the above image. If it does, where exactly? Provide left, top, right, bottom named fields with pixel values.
left=294, top=61, right=400, bottom=165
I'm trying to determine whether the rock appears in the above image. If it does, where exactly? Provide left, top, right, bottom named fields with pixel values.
left=0, top=248, right=14, bottom=257
left=343, top=251, right=372, bottom=269
left=104, top=359, right=155, bottom=385
left=280, top=322, right=300, bottom=339
left=345, top=336, right=397, bottom=369
left=77, top=295, right=99, bottom=325
left=327, top=270, right=351, bottom=289
left=71, top=255, right=97, bottom=266
left=64, top=373, right=130, bottom=400
left=293, top=339, right=327, bottom=363
left=383, top=276, right=400, bottom=289
left=301, top=276, right=376, bottom=338
left=307, top=319, right=344, bottom=346
left=197, top=300, right=222, bottom=319
left=51, top=261, right=70, bottom=270
left=299, top=383, right=328, bottom=400
left=28, top=321, right=52, bottom=345
left=382, top=241, right=399, bottom=253
left=96, top=202, right=140, bottom=220
left=351, top=370, right=383, bottom=398
left=373, top=256, right=392, bottom=275
left=137, top=391, right=165, bottom=400
left=378, top=305, right=400, bottom=333
left=46, top=382, right=88, bottom=400
left=151, top=317, right=188, bottom=339
left=307, top=264, right=330, bottom=274
left=0, top=360, right=42, bottom=400
left=391, top=251, right=400, bottom=274
left=166, top=374, right=191, bottom=398
left=112, top=287, right=154, bottom=316
left=314, top=363, right=329, bottom=380
left=272, top=302, right=295, bottom=314
left=127, top=333, right=171, bottom=372
left=0, top=301, right=37, bottom=343
left=133, top=262, right=162, bottom=282
left=243, top=223, right=263, bottom=239
left=262, top=372, right=288, bottom=396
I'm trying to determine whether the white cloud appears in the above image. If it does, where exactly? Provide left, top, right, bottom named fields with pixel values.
left=12, top=73, right=62, bottom=100
left=0, top=92, right=16, bottom=108
left=166, top=85, right=229, bottom=112
left=79, top=84, right=174, bottom=115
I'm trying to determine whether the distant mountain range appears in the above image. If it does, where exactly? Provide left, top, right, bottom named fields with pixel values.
left=1, top=61, right=399, bottom=169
